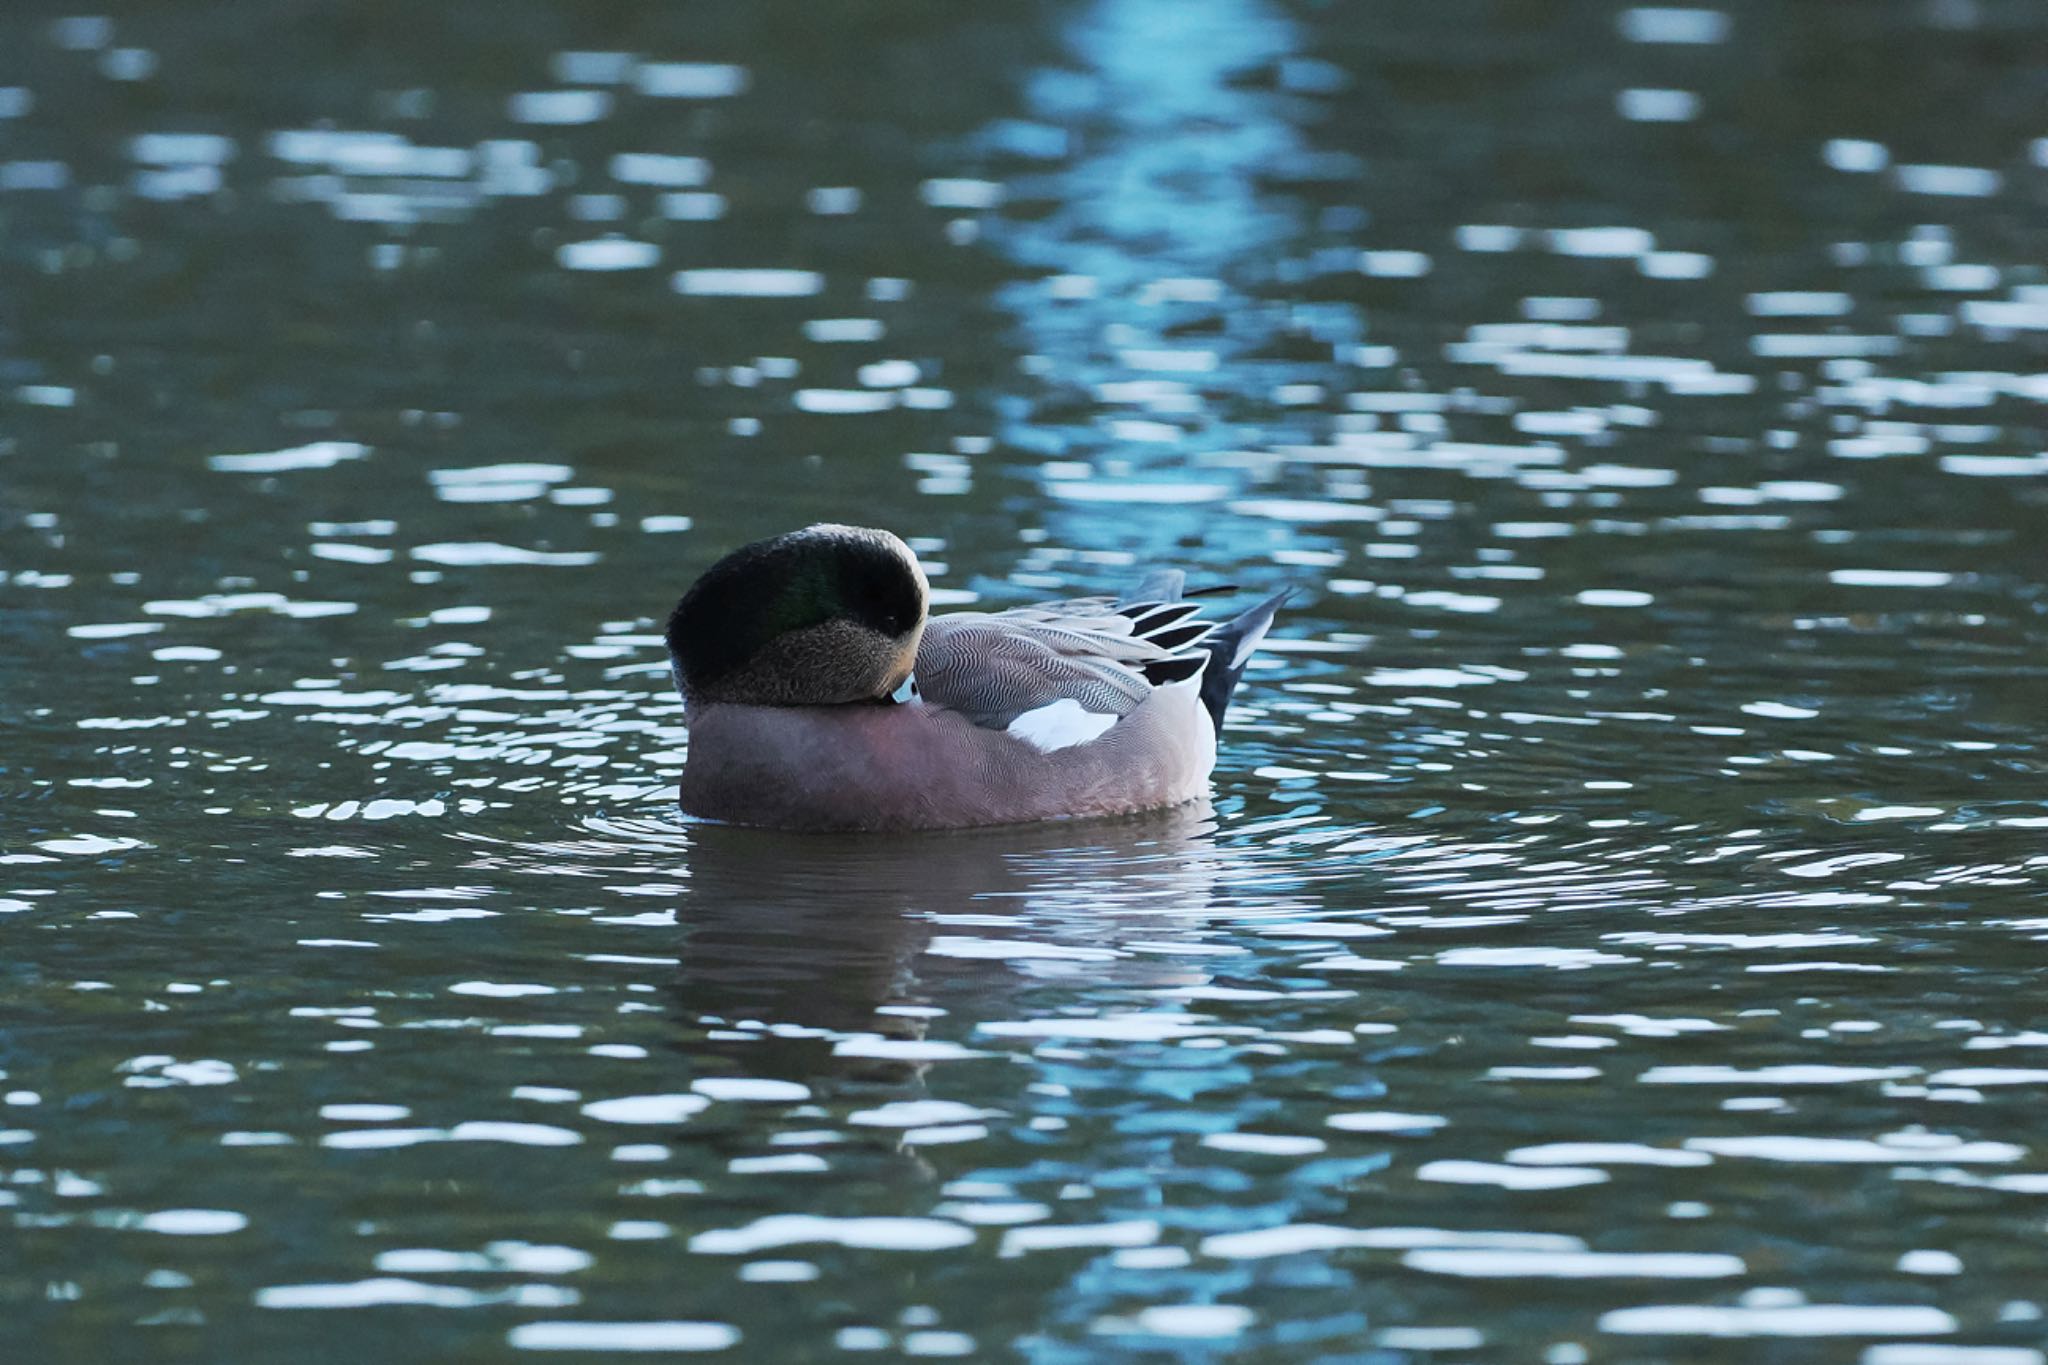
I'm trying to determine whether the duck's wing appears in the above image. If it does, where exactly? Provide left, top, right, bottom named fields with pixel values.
left=914, top=595, right=1214, bottom=743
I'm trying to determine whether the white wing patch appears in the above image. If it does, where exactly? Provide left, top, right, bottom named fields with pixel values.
left=1006, top=699, right=1118, bottom=753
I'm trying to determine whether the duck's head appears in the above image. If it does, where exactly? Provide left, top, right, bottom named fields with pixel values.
left=665, top=524, right=929, bottom=707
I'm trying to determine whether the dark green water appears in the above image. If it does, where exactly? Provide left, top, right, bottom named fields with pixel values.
left=4, top=1, right=2047, bottom=1360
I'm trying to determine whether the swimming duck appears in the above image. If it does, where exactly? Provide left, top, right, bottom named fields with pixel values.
left=663, top=524, right=1288, bottom=831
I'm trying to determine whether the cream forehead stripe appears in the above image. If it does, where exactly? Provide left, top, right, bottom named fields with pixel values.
left=1006, top=699, right=1118, bottom=753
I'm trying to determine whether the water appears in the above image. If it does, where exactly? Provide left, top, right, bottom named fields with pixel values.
left=4, top=0, right=2047, bottom=1358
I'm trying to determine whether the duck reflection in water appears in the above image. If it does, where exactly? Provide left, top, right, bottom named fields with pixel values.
left=671, top=799, right=1269, bottom=1084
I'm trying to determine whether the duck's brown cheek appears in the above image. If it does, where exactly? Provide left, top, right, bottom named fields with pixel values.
left=878, top=658, right=916, bottom=701
left=893, top=623, right=927, bottom=685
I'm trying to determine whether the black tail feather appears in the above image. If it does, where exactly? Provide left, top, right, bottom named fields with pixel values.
left=1196, top=589, right=1292, bottom=733
left=1142, top=654, right=1207, bottom=686
left=1148, top=620, right=1216, bottom=653
left=1122, top=601, right=1204, bottom=635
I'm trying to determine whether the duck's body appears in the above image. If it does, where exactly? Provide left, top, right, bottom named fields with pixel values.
left=664, top=525, right=1286, bottom=833
left=678, top=656, right=1216, bottom=831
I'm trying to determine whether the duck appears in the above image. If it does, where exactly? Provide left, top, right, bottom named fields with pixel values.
left=662, top=524, right=1288, bottom=832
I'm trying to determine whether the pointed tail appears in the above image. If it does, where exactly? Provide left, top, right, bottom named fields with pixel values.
left=1197, top=588, right=1292, bottom=733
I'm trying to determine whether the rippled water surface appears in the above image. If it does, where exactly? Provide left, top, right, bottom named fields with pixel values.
left=5, top=1, right=2048, bottom=1359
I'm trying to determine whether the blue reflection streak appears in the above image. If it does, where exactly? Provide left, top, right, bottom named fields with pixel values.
left=981, top=0, right=1358, bottom=568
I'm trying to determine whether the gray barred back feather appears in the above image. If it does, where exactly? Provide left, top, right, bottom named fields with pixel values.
left=913, top=580, right=1225, bottom=732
